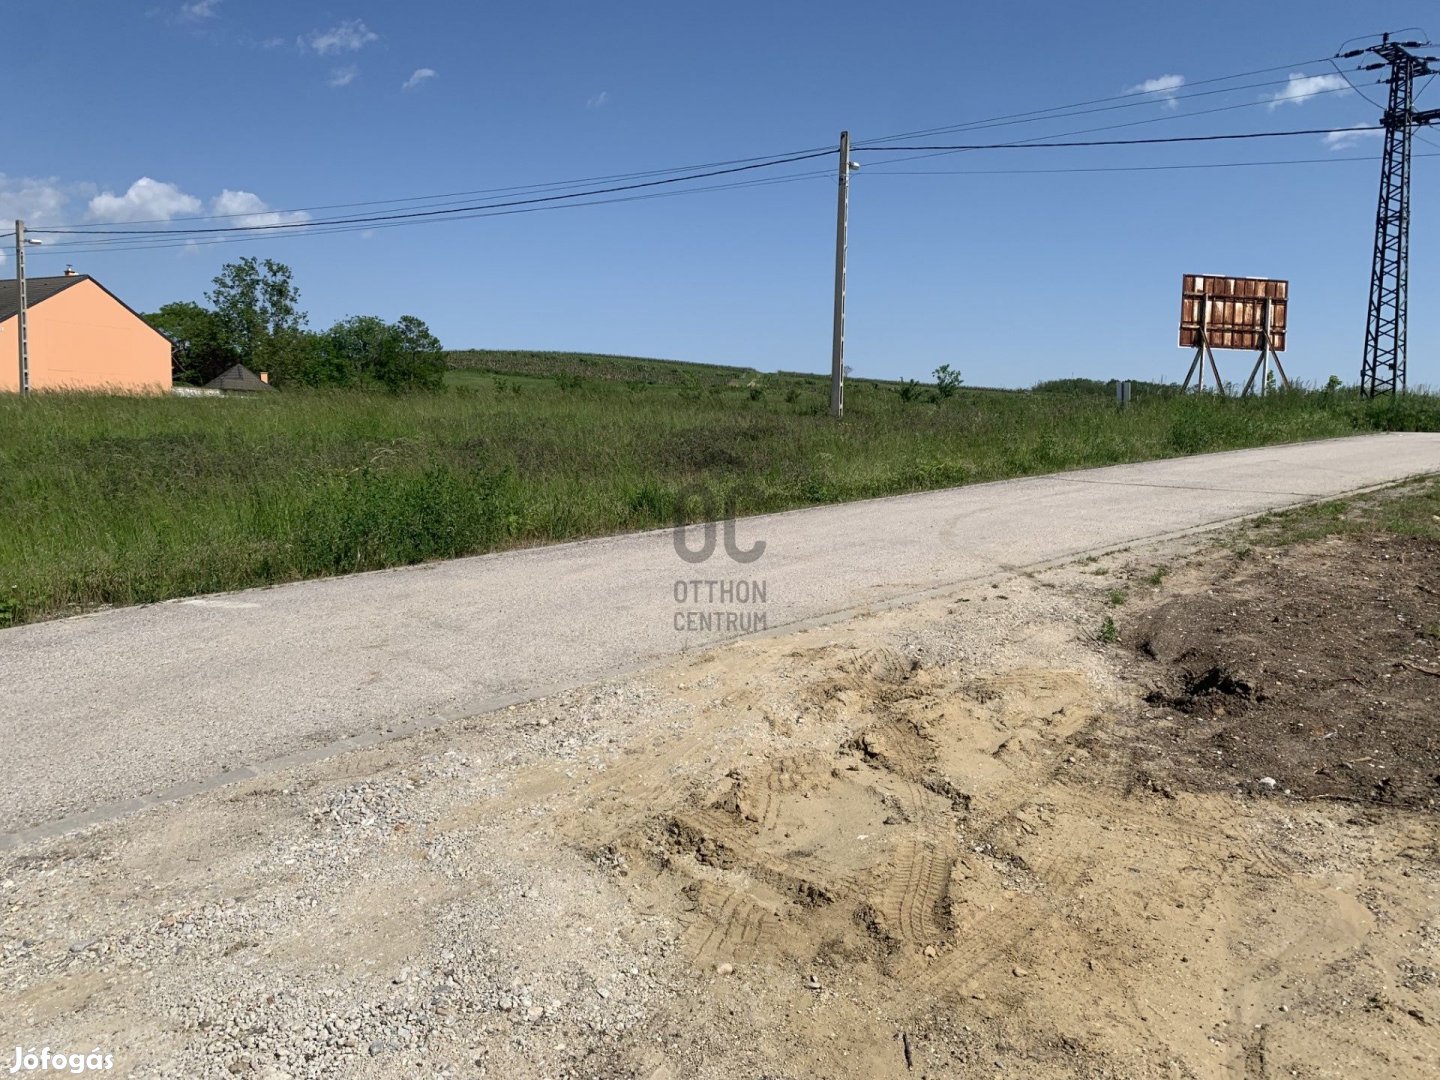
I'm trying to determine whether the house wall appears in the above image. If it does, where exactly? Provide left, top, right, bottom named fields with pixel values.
left=0, top=279, right=171, bottom=393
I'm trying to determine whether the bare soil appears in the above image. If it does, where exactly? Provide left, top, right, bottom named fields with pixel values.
left=3, top=519, right=1438, bottom=1079
left=1119, top=534, right=1440, bottom=810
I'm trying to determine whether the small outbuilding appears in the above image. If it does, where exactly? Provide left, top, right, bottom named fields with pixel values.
left=204, top=364, right=275, bottom=392
left=0, top=273, right=172, bottom=393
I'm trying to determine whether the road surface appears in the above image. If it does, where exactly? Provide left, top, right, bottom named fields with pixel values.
left=4, top=433, right=1438, bottom=843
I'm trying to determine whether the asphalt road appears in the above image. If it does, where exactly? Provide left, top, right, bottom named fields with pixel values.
left=4, top=433, right=1438, bottom=843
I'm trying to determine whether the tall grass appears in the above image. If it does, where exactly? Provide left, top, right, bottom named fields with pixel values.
left=2, top=370, right=1436, bottom=626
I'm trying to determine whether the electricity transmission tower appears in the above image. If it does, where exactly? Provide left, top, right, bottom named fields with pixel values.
left=1345, top=35, right=1440, bottom=396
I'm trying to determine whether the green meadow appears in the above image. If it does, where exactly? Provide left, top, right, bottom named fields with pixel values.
left=2, top=351, right=1436, bottom=626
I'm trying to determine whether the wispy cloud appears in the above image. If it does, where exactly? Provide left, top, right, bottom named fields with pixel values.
left=402, top=67, right=437, bottom=91
left=1123, top=73, right=1185, bottom=109
left=1267, top=72, right=1350, bottom=109
left=87, top=178, right=203, bottom=223
left=328, top=66, right=359, bottom=88
left=209, top=189, right=309, bottom=228
left=178, top=0, right=222, bottom=20
left=1323, top=124, right=1383, bottom=150
left=302, top=19, right=379, bottom=55
left=2, top=175, right=298, bottom=264
left=0, top=174, right=72, bottom=229
left=586, top=90, right=610, bottom=110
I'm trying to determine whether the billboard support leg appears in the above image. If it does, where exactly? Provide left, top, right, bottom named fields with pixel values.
left=1271, top=350, right=1290, bottom=389
left=1182, top=345, right=1203, bottom=391
left=1207, top=344, right=1226, bottom=396
left=1183, top=298, right=1226, bottom=394
left=1242, top=299, right=1288, bottom=397
left=1241, top=351, right=1265, bottom=397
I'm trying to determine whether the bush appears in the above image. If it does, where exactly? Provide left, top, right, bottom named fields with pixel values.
left=933, top=364, right=963, bottom=398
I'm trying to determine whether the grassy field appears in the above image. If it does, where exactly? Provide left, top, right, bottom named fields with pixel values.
left=3, top=351, right=1438, bottom=626
left=1231, top=475, right=1440, bottom=548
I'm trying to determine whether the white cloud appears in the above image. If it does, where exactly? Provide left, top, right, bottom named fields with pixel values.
left=1124, top=73, right=1185, bottom=109
left=1268, top=72, right=1350, bottom=109
left=586, top=90, right=610, bottom=110
left=328, top=65, right=359, bottom=88
left=0, top=176, right=299, bottom=264
left=87, top=178, right=203, bottom=223
left=402, top=67, right=436, bottom=91
left=0, top=175, right=74, bottom=264
left=0, top=174, right=71, bottom=229
left=178, top=0, right=222, bottom=20
left=303, top=19, right=379, bottom=55
left=1323, top=124, right=1383, bottom=150
left=209, top=190, right=309, bottom=228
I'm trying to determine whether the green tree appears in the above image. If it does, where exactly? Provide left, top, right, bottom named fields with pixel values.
left=143, top=301, right=239, bottom=385
left=206, top=258, right=307, bottom=362
left=933, top=364, right=963, bottom=398
left=254, top=326, right=330, bottom=387
left=321, top=314, right=446, bottom=391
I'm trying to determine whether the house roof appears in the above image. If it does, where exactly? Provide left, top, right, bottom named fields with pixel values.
left=0, top=274, right=171, bottom=347
left=204, top=363, right=275, bottom=392
left=0, top=274, right=91, bottom=322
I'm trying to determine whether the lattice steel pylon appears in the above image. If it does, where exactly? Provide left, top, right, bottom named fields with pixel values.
left=1346, top=36, right=1440, bottom=396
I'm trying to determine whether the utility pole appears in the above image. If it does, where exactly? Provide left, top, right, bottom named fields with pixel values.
left=830, top=132, right=859, bottom=418
left=15, top=219, right=30, bottom=396
left=1345, top=35, right=1440, bottom=396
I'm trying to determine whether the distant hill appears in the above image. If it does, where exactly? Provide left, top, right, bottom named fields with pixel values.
left=448, top=350, right=1179, bottom=397
left=446, top=349, right=765, bottom=386
left=1032, top=377, right=1181, bottom=397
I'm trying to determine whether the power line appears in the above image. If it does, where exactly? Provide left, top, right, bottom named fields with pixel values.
left=859, top=152, right=1440, bottom=176
left=858, top=69, right=1365, bottom=147
left=852, top=126, right=1382, bottom=151
left=41, top=144, right=839, bottom=232
left=850, top=82, right=1375, bottom=169
left=42, top=59, right=1366, bottom=236
left=42, top=127, right=1387, bottom=246
left=33, top=148, right=839, bottom=238
left=37, top=126, right=1395, bottom=255
left=27, top=59, right=1396, bottom=259
left=1328, top=56, right=1388, bottom=111
left=47, top=147, right=1419, bottom=256
left=856, top=55, right=1339, bottom=144
left=36, top=170, right=837, bottom=256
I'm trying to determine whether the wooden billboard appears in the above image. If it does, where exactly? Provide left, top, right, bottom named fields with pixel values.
left=1179, top=275, right=1287, bottom=352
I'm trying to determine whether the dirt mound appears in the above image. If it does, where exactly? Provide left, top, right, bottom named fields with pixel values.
left=1123, top=534, right=1440, bottom=809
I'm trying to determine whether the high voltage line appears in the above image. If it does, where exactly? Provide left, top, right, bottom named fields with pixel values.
left=848, top=82, right=1377, bottom=169
left=36, top=125, right=1388, bottom=252
left=37, top=146, right=842, bottom=231
left=855, top=55, right=1344, bottom=143
left=854, top=67, right=1363, bottom=144
left=851, top=127, right=1382, bottom=152
left=44, top=149, right=1417, bottom=258
left=40, top=171, right=838, bottom=256
left=36, top=149, right=840, bottom=239
left=35, top=56, right=1377, bottom=247
left=862, top=153, right=1438, bottom=176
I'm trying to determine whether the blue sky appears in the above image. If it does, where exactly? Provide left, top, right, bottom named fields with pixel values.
left=6, top=1, right=1439, bottom=387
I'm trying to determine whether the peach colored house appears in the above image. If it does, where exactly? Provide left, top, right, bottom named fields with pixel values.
left=0, top=273, right=171, bottom=393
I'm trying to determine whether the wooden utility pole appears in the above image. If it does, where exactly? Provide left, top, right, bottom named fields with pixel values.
left=830, top=132, right=857, bottom=417
left=15, top=220, right=30, bottom=396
